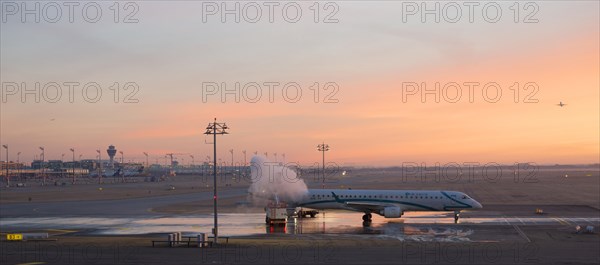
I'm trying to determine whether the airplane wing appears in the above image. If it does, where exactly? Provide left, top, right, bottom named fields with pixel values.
left=332, top=192, right=400, bottom=213
left=343, top=201, right=391, bottom=213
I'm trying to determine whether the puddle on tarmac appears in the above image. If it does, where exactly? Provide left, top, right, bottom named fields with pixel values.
left=0, top=211, right=481, bottom=242
left=7, top=211, right=594, bottom=241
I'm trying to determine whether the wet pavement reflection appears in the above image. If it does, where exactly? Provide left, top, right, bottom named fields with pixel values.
left=1, top=211, right=598, bottom=242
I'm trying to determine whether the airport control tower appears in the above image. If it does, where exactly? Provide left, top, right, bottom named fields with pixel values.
left=107, top=145, right=117, bottom=168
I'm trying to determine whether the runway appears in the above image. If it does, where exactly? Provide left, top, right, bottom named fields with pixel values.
left=0, top=188, right=249, bottom=217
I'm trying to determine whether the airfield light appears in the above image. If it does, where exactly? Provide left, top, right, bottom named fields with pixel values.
left=39, top=147, right=45, bottom=185
left=2, top=145, right=8, bottom=186
left=317, top=142, right=330, bottom=189
left=17, top=152, right=21, bottom=181
left=119, top=151, right=125, bottom=182
left=204, top=118, right=229, bottom=245
left=70, top=148, right=75, bottom=184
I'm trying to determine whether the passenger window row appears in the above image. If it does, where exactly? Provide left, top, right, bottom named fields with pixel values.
left=311, top=195, right=445, bottom=200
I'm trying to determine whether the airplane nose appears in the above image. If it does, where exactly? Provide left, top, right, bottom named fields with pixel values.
left=473, top=201, right=483, bottom=209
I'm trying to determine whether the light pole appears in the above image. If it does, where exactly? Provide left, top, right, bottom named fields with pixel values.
left=282, top=153, right=286, bottom=164
left=317, top=142, right=330, bottom=189
left=2, top=145, right=8, bottom=186
left=143, top=152, right=149, bottom=167
left=119, top=151, right=125, bottom=182
left=190, top=155, right=195, bottom=167
left=96, top=149, right=102, bottom=184
left=229, top=149, right=234, bottom=167
left=39, top=147, right=45, bottom=185
left=17, top=152, right=21, bottom=181
left=70, top=148, right=75, bottom=184
left=205, top=155, right=211, bottom=176
left=61, top=153, right=65, bottom=178
left=242, top=150, right=248, bottom=178
left=204, top=118, right=229, bottom=245
left=242, top=150, right=246, bottom=166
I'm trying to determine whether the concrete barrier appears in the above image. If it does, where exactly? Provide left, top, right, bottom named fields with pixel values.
left=168, top=233, right=174, bottom=247
left=197, top=233, right=207, bottom=248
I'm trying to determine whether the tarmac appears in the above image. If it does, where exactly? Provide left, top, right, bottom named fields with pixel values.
left=1, top=167, right=599, bottom=264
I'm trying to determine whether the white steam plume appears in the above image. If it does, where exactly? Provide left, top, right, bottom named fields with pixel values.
left=247, top=156, right=308, bottom=205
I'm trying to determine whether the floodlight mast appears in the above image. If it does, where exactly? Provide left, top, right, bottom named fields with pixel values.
left=39, top=147, right=45, bottom=185
left=204, top=118, right=229, bottom=245
left=96, top=149, right=102, bottom=184
left=70, top=148, right=75, bottom=184
left=17, top=152, right=21, bottom=182
left=317, top=142, right=330, bottom=189
left=143, top=152, right=149, bottom=167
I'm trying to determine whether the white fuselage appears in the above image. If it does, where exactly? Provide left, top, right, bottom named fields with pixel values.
left=294, top=189, right=482, bottom=216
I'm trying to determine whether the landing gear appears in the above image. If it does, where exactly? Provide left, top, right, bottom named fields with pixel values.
left=362, top=213, right=372, bottom=227
left=454, top=211, right=460, bottom=224
left=361, top=213, right=372, bottom=221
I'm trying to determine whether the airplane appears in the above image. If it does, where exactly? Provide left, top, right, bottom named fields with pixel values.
left=557, top=101, right=567, bottom=107
left=292, top=189, right=482, bottom=225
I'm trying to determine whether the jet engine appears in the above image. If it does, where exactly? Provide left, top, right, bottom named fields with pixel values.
left=380, top=206, right=402, bottom=218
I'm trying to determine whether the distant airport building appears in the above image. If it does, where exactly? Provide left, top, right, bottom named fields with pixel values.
left=79, top=159, right=97, bottom=170
left=0, top=161, right=24, bottom=170
left=63, top=161, right=82, bottom=169
left=31, top=160, right=45, bottom=169
left=47, top=160, right=63, bottom=170
left=80, top=159, right=113, bottom=170
left=30, top=160, right=64, bottom=172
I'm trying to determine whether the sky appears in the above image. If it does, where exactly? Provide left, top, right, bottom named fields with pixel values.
left=1, top=1, right=598, bottom=166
